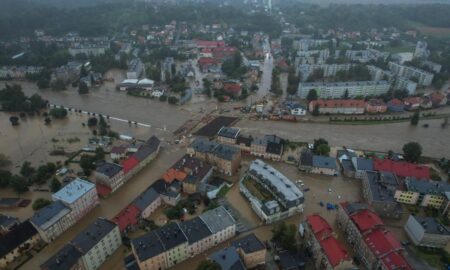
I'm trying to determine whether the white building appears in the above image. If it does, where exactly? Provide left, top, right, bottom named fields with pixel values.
left=30, top=201, right=73, bottom=243
left=404, top=215, right=450, bottom=249
left=297, top=63, right=352, bottom=82
left=388, top=62, right=434, bottom=86
left=127, top=58, right=145, bottom=79
left=297, top=81, right=390, bottom=99
left=200, top=206, right=236, bottom=245
left=52, top=178, right=99, bottom=221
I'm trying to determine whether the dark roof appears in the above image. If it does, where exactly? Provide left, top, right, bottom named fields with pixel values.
left=146, top=136, right=161, bottom=150
left=337, top=149, right=357, bottom=159
left=132, top=188, right=160, bottom=211
left=96, top=162, right=123, bottom=177
left=405, top=178, right=450, bottom=195
left=355, top=157, right=374, bottom=171
left=131, top=232, right=165, bottom=261
left=0, top=221, right=38, bottom=258
left=210, top=247, right=245, bottom=270
left=207, top=177, right=226, bottom=188
left=213, top=144, right=240, bottom=161
left=134, top=145, right=156, bottom=162
left=300, top=150, right=313, bottom=166
left=366, top=171, right=399, bottom=202
left=236, top=135, right=252, bottom=147
left=154, top=222, right=187, bottom=250
left=217, top=127, right=240, bottom=139
left=412, top=216, right=450, bottom=235
left=180, top=217, right=212, bottom=244
left=312, top=155, right=337, bottom=170
left=341, top=159, right=355, bottom=172
left=40, top=244, right=82, bottom=270
left=194, top=116, right=239, bottom=138
left=266, top=141, right=283, bottom=155
left=231, top=233, right=265, bottom=253
left=278, top=250, right=305, bottom=270
left=189, top=138, right=217, bottom=153
left=30, top=201, right=71, bottom=229
left=71, top=218, right=117, bottom=254
left=0, top=214, right=19, bottom=230
left=150, top=179, right=169, bottom=194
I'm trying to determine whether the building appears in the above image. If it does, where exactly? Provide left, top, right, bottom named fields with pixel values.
left=132, top=188, right=162, bottom=219
left=198, top=57, right=221, bottom=73
left=241, top=160, right=304, bottom=224
left=127, top=58, right=145, bottom=79
left=199, top=206, right=236, bottom=244
left=303, top=215, right=353, bottom=270
left=40, top=244, right=84, bottom=270
left=299, top=150, right=339, bottom=176
left=309, top=99, right=365, bottom=115
left=209, top=246, right=246, bottom=270
left=180, top=217, right=213, bottom=257
left=250, top=135, right=284, bottom=161
left=0, top=214, right=19, bottom=234
left=296, top=64, right=352, bottom=82
left=30, top=201, right=73, bottom=243
left=414, top=41, right=429, bottom=59
left=122, top=136, right=161, bottom=179
left=395, top=178, right=450, bottom=208
left=231, top=233, right=266, bottom=269
left=112, top=204, right=141, bottom=234
left=404, top=215, right=450, bottom=248
left=95, top=162, right=124, bottom=193
left=298, top=81, right=390, bottom=99
left=68, top=43, right=109, bottom=57
left=52, top=178, right=99, bottom=221
left=187, top=138, right=241, bottom=176
left=0, top=221, right=40, bottom=268
left=373, top=158, right=430, bottom=179
left=362, top=171, right=403, bottom=219
left=366, top=99, right=387, bottom=113
left=351, top=157, right=374, bottom=179
left=387, top=99, right=405, bottom=113
left=217, top=127, right=240, bottom=145
left=337, top=202, right=412, bottom=270
left=388, top=62, right=434, bottom=86
left=131, top=230, right=166, bottom=270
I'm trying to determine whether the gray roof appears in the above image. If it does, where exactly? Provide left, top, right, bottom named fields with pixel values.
left=312, top=156, right=337, bottom=170
left=131, top=232, right=165, bottom=261
left=189, top=138, right=217, bottom=153
left=40, top=244, right=83, bottom=270
left=217, top=127, right=240, bottom=139
left=406, top=178, right=450, bottom=195
left=30, top=201, right=71, bottom=230
left=300, top=151, right=313, bottom=166
left=0, top=214, right=19, bottom=229
left=210, top=246, right=245, bottom=270
left=132, top=188, right=160, bottom=211
left=412, top=216, right=450, bottom=235
left=337, top=149, right=357, bottom=160
left=213, top=144, right=240, bottom=161
left=248, top=159, right=304, bottom=207
left=0, top=221, right=38, bottom=259
left=299, top=80, right=389, bottom=87
left=354, top=157, right=374, bottom=171
left=180, top=217, right=212, bottom=244
left=341, top=159, right=355, bottom=172
left=366, top=171, right=398, bottom=202
left=134, top=145, right=156, bottom=162
left=231, top=233, right=265, bottom=254
left=190, top=138, right=239, bottom=161
left=154, top=222, right=187, bottom=250
left=200, top=206, right=235, bottom=234
left=96, top=162, right=122, bottom=177
left=71, top=218, right=118, bottom=254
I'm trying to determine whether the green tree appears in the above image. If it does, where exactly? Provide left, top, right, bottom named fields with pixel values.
left=20, top=161, right=35, bottom=177
left=313, top=138, right=329, bottom=154
left=37, top=77, right=50, bottom=89
left=50, top=178, right=62, bottom=192
left=98, top=115, right=108, bottom=136
left=78, top=81, right=89, bottom=94
left=316, top=144, right=331, bottom=156
left=32, top=198, right=52, bottom=211
left=168, top=96, right=179, bottom=105
left=80, top=155, right=96, bottom=175
left=410, top=111, right=420, bottom=126
left=196, top=260, right=221, bottom=270
left=0, top=170, right=12, bottom=187
left=51, top=78, right=66, bottom=91
left=403, top=142, right=422, bottom=163
left=272, top=222, right=297, bottom=251
left=306, top=89, right=318, bottom=101
left=29, top=94, right=47, bottom=109
left=0, top=154, right=11, bottom=168
left=87, top=117, right=98, bottom=127
left=10, top=175, right=29, bottom=195
left=49, top=107, right=68, bottom=119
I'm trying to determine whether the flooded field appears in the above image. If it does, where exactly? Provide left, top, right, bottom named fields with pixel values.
left=236, top=118, right=450, bottom=157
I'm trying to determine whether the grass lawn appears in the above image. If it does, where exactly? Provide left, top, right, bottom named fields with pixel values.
left=242, top=177, right=274, bottom=202
left=217, top=185, right=231, bottom=198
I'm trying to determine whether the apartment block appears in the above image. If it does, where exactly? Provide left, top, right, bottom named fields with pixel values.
left=30, top=201, right=74, bottom=243
left=231, top=233, right=266, bottom=269
left=388, top=62, right=434, bottom=86
left=297, top=81, right=390, bottom=99
left=404, top=215, right=450, bottom=248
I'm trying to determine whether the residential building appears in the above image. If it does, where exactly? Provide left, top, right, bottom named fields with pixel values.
left=52, top=178, right=99, bottom=221
left=395, top=178, right=450, bottom=208
left=127, top=58, right=145, bottom=79
left=422, top=61, right=442, bottom=73
left=404, top=215, right=450, bottom=248
left=112, top=204, right=141, bottom=234
left=132, top=188, right=162, bottom=219
left=199, top=206, right=236, bottom=244
left=250, top=135, right=284, bottom=161
left=296, top=64, right=352, bottom=82
left=373, top=158, right=430, bottom=179
left=42, top=218, right=121, bottom=270
left=441, top=192, right=450, bottom=219
left=122, top=136, right=161, bottom=179
left=0, top=214, right=19, bottom=234
left=131, top=230, right=166, bottom=270
left=198, top=57, right=221, bottom=73
left=308, top=99, right=365, bottom=115
left=180, top=217, right=213, bottom=257
left=337, top=202, right=412, bottom=270
left=68, top=43, right=109, bottom=57
left=351, top=157, right=374, bottom=179
left=297, top=81, right=390, bottom=99
left=278, top=250, right=305, bottom=270
left=223, top=82, right=242, bottom=98
left=303, top=215, right=353, bottom=270
left=388, top=62, right=434, bottom=86
left=0, top=221, right=40, bottom=268
left=366, top=99, right=387, bottom=113
left=414, top=41, right=429, bottom=59
left=387, top=99, right=405, bottom=113
left=217, top=127, right=240, bottom=145
left=95, top=162, right=124, bottom=193
left=30, top=201, right=73, bottom=243
left=403, top=96, right=422, bottom=111
left=209, top=246, right=246, bottom=270
left=299, top=150, right=339, bottom=176
left=393, top=77, right=417, bottom=95
left=241, top=160, right=304, bottom=224
left=362, top=171, right=403, bottom=219
left=187, top=138, right=241, bottom=176
left=231, top=233, right=266, bottom=269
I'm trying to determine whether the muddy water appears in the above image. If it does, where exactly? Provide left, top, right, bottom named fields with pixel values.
left=237, top=118, right=450, bottom=158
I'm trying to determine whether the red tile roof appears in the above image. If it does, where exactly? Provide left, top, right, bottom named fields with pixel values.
left=403, top=96, right=422, bottom=105
left=306, top=214, right=332, bottom=240
left=388, top=99, right=403, bottom=106
left=373, top=158, right=430, bottom=179
left=320, top=236, right=351, bottom=268
left=122, top=156, right=139, bottom=174
left=112, top=204, right=141, bottom=232
left=163, top=168, right=188, bottom=183
left=198, top=57, right=220, bottom=66
left=96, top=183, right=112, bottom=198
left=350, top=209, right=384, bottom=232
left=310, top=99, right=366, bottom=109
left=223, top=83, right=242, bottom=94
left=364, top=229, right=401, bottom=258
left=381, top=251, right=413, bottom=270
left=195, top=40, right=225, bottom=48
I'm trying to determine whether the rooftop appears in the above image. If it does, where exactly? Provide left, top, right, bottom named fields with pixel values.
left=373, top=158, right=430, bottom=179
left=131, top=231, right=165, bottom=261
left=301, top=80, right=389, bottom=87
left=412, top=216, right=450, bottom=235
left=179, top=217, right=212, bottom=244
left=96, top=162, right=123, bottom=178
left=354, top=157, right=374, bottom=171
left=320, top=236, right=351, bottom=268
left=366, top=171, right=399, bottom=203
left=154, top=222, right=187, bottom=250
left=231, top=233, right=265, bottom=254
left=0, top=221, right=38, bottom=258
left=405, top=178, right=450, bottom=195
left=132, top=188, right=160, bottom=212
left=209, top=246, right=245, bottom=270
left=306, top=215, right=332, bottom=240
left=350, top=208, right=384, bottom=233
left=52, top=178, right=96, bottom=204
left=30, top=201, right=71, bottom=230
left=312, top=155, right=338, bottom=170
left=40, top=244, right=82, bottom=270
left=310, top=99, right=366, bottom=108
left=200, top=206, right=235, bottom=234
left=364, top=229, right=402, bottom=258
left=194, top=116, right=239, bottom=138
left=217, top=126, right=240, bottom=139
left=112, top=204, right=141, bottom=232
left=71, top=218, right=118, bottom=253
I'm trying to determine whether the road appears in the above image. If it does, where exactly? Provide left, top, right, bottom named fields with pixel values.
left=256, top=37, right=274, bottom=101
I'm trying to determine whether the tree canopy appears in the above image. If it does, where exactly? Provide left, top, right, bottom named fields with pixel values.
left=403, top=142, right=422, bottom=163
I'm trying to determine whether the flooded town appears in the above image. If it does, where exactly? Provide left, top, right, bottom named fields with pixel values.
left=1, top=1, right=450, bottom=270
